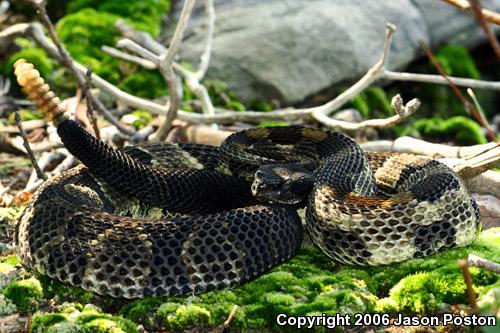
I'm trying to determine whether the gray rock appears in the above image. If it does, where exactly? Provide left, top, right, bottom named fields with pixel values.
left=169, top=0, right=500, bottom=104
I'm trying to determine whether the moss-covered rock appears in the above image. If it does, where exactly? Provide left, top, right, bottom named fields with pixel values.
left=3, top=228, right=498, bottom=331
left=0, top=294, right=17, bottom=316
left=2, top=277, right=43, bottom=313
left=76, top=311, right=137, bottom=333
left=30, top=313, right=68, bottom=333
left=158, top=304, right=211, bottom=331
left=120, top=297, right=164, bottom=328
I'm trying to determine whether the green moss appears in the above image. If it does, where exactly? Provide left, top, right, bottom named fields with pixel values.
left=47, top=321, right=82, bottom=333
left=30, top=313, right=68, bottom=333
left=5, top=45, right=53, bottom=79
left=76, top=312, right=137, bottom=333
left=53, top=4, right=169, bottom=99
left=66, top=0, right=170, bottom=37
left=346, top=87, right=393, bottom=118
left=155, top=302, right=181, bottom=323
left=436, top=45, right=480, bottom=79
left=0, top=262, right=14, bottom=274
left=388, top=272, right=447, bottom=314
left=158, top=304, right=210, bottom=330
left=37, top=275, right=96, bottom=305
left=120, top=298, right=164, bottom=327
left=3, top=277, right=43, bottom=313
left=129, top=110, right=154, bottom=129
left=56, top=8, right=121, bottom=62
left=259, top=121, right=290, bottom=127
left=402, top=116, right=487, bottom=145
left=249, top=99, right=273, bottom=112
left=204, top=79, right=246, bottom=111
left=117, top=71, right=166, bottom=99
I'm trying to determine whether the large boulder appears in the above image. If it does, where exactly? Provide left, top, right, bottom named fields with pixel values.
left=169, top=0, right=500, bottom=104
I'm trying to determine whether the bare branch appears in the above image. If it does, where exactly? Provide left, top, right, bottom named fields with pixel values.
left=84, top=68, right=100, bottom=139
left=469, top=0, right=500, bottom=59
left=313, top=95, right=421, bottom=131
left=457, top=259, right=479, bottom=314
left=382, top=70, right=500, bottom=90
left=468, top=254, right=500, bottom=273
left=223, top=305, right=239, bottom=329
left=467, top=88, right=496, bottom=135
left=101, top=45, right=157, bottom=70
left=195, top=0, right=215, bottom=81
left=152, top=0, right=196, bottom=142
left=360, top=137, right=498, bottom=158
left=441, top=0, right=500, bottom=25
left=6, top=21, right=500, bottom=128
left=27, top=1, right=134, bottom=135
left=115, top=19, right=167, bottom=54
left=116, top=39, right=160, bottom=64
left=14, top=111, right=46, bottom=180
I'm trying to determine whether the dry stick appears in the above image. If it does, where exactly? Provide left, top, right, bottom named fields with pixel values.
left=469, top=0, right=500, bottom=59
left=8, top=22, right=500, bottom=127
left=12, top=21, right=500, bottom=126
left=223, top=305, right=239, bottom=328
left=312, top=23, right=396, bottom=127
left=382, top=70, right=500, bottom=90
left=14, top=112, right=46, bottom=180
left=315, top=95, right=421, bottom=132
left=467, top=88, right=495, bottom=135
left=441, top=0, right=500, bottom=25
left=419, top=40, right=497, bottom=142
left=28, top=1, right=133, bottom=135
left=468, top=254, right=500, bottom=274
left=101, top=45, right=157, bottom=69
left=152, top=0, right=196, bottom=142
left=84, top=68, right=101, bottom=139
left=115, top=19, right=167, bottom=55
left=457, top=260, right=479, bottom=314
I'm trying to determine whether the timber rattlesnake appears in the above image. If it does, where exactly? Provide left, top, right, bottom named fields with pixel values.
left=13, top=60, right=481, bottom=298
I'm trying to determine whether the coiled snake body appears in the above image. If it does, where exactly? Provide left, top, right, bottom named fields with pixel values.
left=14, top=60, right=481, bottom=298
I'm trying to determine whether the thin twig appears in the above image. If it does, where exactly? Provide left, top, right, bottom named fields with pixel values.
left=195, top=0, right=215, bottom=81
left=152, top=0, right=196, bottom=142
left=14, top=111, right=46, bottom=180
left=382, top=70, right=500, bottom=90
left=223, top=305, right=239, bottom=328
left=101, top=45, right=157, bottom=69
left=467, top=88, right=495, bottom=135
left=28, top=0, right=133, bottom=135
left=441, top=0, right=500, bottom=25
left=469, top=0, right=500, bottom=59
left=419, top=40, right=497, bottom=141
left=84, top=68, right=100, bottom=139
left=8, top=22, right=500, bottom=126
left=315, top=95, right=421, bottom=131
left=115, top=19, right=167, bottom=55
left=457, top=260, right=479, bottom=314
left=467, top=254, right=500, bottom=273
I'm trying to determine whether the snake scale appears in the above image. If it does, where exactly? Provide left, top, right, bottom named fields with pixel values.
left=13, top=60, right=481, bottom=298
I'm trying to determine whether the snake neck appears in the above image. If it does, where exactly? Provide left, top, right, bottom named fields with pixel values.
left=56, top=119, right=254, bottom=213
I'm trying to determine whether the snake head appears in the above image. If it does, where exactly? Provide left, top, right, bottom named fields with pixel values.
left=251, top=161, right=316, bottom=205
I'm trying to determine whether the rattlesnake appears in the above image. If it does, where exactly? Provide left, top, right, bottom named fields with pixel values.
left=13, top=59, right=481, bottom=298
